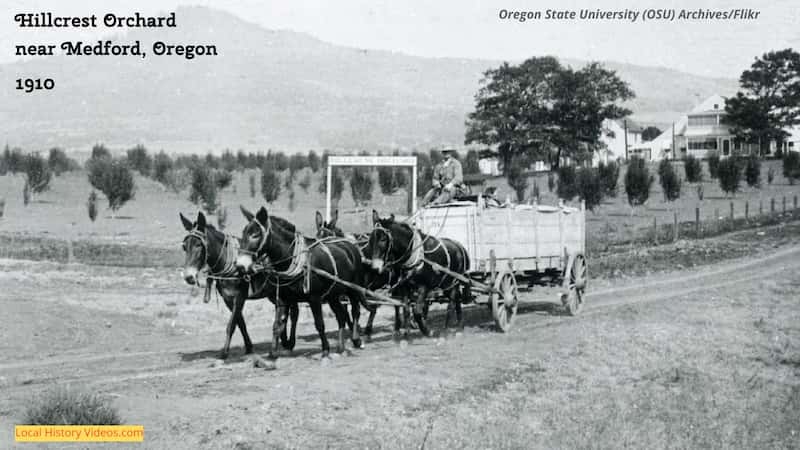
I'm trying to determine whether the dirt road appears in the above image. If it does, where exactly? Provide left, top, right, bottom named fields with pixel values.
left=1, top=241, right=799, bottom=449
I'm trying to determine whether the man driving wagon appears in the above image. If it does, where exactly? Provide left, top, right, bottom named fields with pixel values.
left=422, top=148, right=466, bottom=206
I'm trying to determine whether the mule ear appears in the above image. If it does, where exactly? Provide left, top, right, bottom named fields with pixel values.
left=330, top=209, right=339, bottom=226
left=179, top=213, right=193, bottom=231
left=255, top=206, right=269, bottom=225
left=240, top=205, right=254, bottom=222
left=315, top=211, right=324, bottom=230
left=372, top=209, right=380, bottom=224
left=389, top=213, right=396, bottom=222
left=197, top=212, right=207, bottom=230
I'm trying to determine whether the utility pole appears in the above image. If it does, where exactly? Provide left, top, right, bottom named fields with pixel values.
left=624, top=119, right=629, bottom=160
left=672, top=122, right=676, bottom=160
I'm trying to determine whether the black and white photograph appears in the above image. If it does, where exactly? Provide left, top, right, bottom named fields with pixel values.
left=1, top=0, right=799, bottom=448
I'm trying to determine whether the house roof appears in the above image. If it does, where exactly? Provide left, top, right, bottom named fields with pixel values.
left=615, top=119, right=644, bottom=133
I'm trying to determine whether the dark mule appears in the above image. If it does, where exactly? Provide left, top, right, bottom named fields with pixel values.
left=314, top=210, right=383, bottom=339
left=180, top=212, right=299, bottom=359
left=236, top=206, right=368, bottom=362
left=366, top=210, right=471, bottom=337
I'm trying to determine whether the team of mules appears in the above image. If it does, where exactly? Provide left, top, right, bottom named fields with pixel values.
left=179, top=206, right=471, bottom=366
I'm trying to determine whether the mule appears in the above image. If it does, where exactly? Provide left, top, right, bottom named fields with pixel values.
left=180, top=212, right=299, bottom=359
left=366, top=210, right=471, bottom=337
left=314, top=210, right=385, bottom=340
left=236, top=206, right=367, bottom=361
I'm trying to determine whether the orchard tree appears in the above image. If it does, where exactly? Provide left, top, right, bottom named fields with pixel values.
left=641, top=126, right=662, bottom=142
left=308, top=150, right=321, bottom=172
left=725, top=49, right=800, bottom=154
left=466, top=57, right=634, bottom=170
left=24, top=153, right=52, bottom=195
left=126, top=145, right=152, bottom=176
left=625, top=158, right=654, bottom=209
left=88, top=158, right=135, bottom=215
left=261, top=163, right=281, bottom=204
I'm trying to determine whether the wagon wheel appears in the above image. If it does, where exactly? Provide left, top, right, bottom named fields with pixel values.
left=562, top=253, right=587, bottom=316
left=490, top=271, right=519, bottom=332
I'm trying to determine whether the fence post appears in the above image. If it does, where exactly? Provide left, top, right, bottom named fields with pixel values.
left=760, top=200, right=763, bottom=216
left=653, top=216, right=658, bottom=245
left=771, top=198, right=775, bottom=214
left=730, top=202, right=734, bottom=221
left=695, top=206, right=700, bottom=237
left=783, top=196, right=786, bottom=214
left=795, top=195, right=798, bottom=210
left=673, top=211, right=678, bottom=242
left=745, top=201, right=749, bottom=220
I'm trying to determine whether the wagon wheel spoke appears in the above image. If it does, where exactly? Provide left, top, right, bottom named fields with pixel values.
left=564, top=254, right=587, bottom=316
left=491, top=272, right=518, bottom=332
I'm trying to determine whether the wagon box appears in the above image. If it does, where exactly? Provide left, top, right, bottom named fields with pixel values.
left=417, top=201, right=586, bottom=274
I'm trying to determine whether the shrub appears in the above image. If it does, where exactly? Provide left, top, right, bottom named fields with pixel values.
left=90, top=144, right=110, bottom=161
left=261, top=164, right=281, bottom=204
left=24, top=153, right=52, bottom=195
left=87, top=191, right=98, bottom=222
left=308, top=150, right=320, bottom=172
left=532, top=182, right=540, bottom=202
left=744, top=156, right=761, bottom=187
left=506, top=154, right=529, bottom=202
left=547, top=171, right=555, bottom=192
left=556, top=165, right=578, bottom=200
left=658, top=160, right=681, bottom=202
left=625, top=158, right=654, bottom=207
left=189, top=166, right=218, bottom=213
left=126, top=145, right=152, bottom=177
left=684, top=154, right=703, bottom=183
left=350, top=167, right=374, bottom=206
left=249, top=173, right=256, bottom=198
left=47, top=148, right=78, bottom=175
left=24, top=387, right=120, bottom=425
left=298, top=171, right=311, bottom=193
left=463, top=150, right=480, bottom=175
left=23, top=180, right=30, bottom=206
left=214, top=170, right=233, bottom=191
left=378, top=165, right=396, bottom=195
left=708, top=152, right=720, bottom=179
left=767, top=167, right=775, bottom=184
left=783, top=151, right=800, bottom=185
left=718, top=157, right=742, bottom=196
left=577, top=167, right=603, bottom=211
left=152, top=151, right=173, bottom=187
left=319, top=166, right=345, bottom=203
left=597, top=161, right=620, bottom=197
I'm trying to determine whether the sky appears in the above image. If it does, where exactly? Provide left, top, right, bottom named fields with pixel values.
left=3, top=0, right=799, bottom=78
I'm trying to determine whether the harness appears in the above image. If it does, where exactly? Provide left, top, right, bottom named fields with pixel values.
left=245, top=219, right=350, bottom=302
left=182, top=227, right=242, bottom=303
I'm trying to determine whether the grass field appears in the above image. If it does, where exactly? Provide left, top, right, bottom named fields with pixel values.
left=0, top=160, right=797, bottom=265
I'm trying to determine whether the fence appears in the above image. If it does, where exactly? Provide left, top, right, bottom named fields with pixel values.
left=587, top=194, right=800, bottom=254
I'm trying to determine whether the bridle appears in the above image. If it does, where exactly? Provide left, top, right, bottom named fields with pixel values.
left=182, top=227, right=238, bottom=278
left=239, top=216, right=273, bottom=260
left=372, top=222, right=423, bottom=271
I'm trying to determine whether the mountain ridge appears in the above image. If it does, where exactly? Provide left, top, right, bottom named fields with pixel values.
left=0, top=6, right=739, bottom=154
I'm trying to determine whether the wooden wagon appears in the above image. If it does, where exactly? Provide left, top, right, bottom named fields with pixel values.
left=416, top=199, right=588, bottom=331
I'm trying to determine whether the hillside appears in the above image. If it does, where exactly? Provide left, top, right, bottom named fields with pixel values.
left=0, top=6, right=738, bottom=153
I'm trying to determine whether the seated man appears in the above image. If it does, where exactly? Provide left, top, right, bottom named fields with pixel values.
left=422, top=148, right=465, bottom=206
left=482, top=186, right=503, bottom=207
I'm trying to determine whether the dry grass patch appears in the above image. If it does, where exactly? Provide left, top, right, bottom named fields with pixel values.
left=24, top=386, right=121, bottom=425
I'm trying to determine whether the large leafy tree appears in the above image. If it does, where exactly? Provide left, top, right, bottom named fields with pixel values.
left=725, top=48, right=800, bottom=154
left=465, top=57, right=634, bottom=171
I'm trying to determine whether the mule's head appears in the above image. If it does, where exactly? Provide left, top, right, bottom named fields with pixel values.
left=236, top=205, right=270, bottom=273
left=368, top=210, right=396, bottom=273
left=315, top=210, right=343, bottom=239
left=180, top=212, right=207, bottom=285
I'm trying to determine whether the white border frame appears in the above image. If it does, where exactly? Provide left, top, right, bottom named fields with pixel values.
left=326, top=155, right=418, bottom=221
